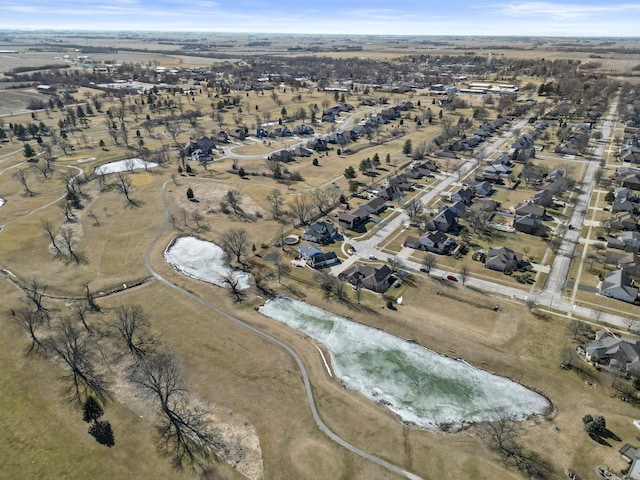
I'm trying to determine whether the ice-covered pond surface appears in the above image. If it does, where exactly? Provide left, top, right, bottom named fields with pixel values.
left=94, top=158, right=158, bottom=175
left=164, top=236, right=250, bottom=290
left=259, top=296, right=550, bottom=431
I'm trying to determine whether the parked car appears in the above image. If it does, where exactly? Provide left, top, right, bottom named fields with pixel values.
left=368, top=255, right=377, bottom=260
left=446, top=274, right=458, bottom=282
left=419, top=267, right=428, bottom=273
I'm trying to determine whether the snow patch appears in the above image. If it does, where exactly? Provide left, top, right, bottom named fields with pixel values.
left=94, top=158, right=158, bottom=175
left=164, top=236, right=251, bottom=290
left=0, top=198, right=5, bottom=208
left=259, top=296, right=550, bottom=431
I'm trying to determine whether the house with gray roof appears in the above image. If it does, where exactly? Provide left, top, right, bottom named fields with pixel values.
left=514, top=201, right=545, bottom=219
left=309, top=251, right=338, bottom=269
left=599, top=269, right=638, bottom=303
left=302, top=221, right=337, bottom=244
left=484, top=246, right=523, bottom=272
left=338, top=264, right=392, bottom=293
left=585, top=331, right=640, bottom=376
left=426, top=206, right=458, bottom=233
left=298, top=243, right=323, bottom=261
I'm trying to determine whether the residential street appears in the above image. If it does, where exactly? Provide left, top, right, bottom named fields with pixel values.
left=342, top=93, right=634, bottom=330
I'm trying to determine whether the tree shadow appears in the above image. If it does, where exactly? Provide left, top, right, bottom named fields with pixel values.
left=89, top=420, right=115, bottom=447
left=601, top=428, right=621, bottom=442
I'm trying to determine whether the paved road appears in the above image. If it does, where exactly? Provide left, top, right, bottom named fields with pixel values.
left=345, top=95, right=635, bottom=331
left=349, top=117, right=532, bottom=261
left=144, top=180, right=423, bottom=480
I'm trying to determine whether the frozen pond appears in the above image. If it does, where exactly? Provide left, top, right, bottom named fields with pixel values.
left=94, top=158, right=158, bottom=175
left=164, top=236, right=250, bottom=290
left=259, top=296, right=550, bottom=431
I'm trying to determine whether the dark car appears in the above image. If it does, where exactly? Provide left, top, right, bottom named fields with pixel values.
left=446, top=274, right=458, bottom=282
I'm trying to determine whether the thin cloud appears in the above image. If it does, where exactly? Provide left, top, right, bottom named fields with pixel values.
left=486, top=1, right=640, bottom=19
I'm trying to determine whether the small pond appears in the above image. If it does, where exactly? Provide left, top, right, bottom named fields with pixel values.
left=164, top=236, right=250, bottom=290
left=259, top=296, right=550, bottom=431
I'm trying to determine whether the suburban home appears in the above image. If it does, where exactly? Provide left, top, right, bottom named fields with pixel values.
left=403, top=231, right=457, bottom=255
left=338, top=207, right=370, bottom=230
left=270, top=126, right=292, bottom=138
left=302, top=221, right=337, bottom=244
left=448, top=200, right=466, bottom=217
left=425, top=206, right=458, bottom=233
left=619, top=232, right=640, bottom=251
left=469, top=181, right=493, bottom=197
left=377, top=185, right=400, bottom=201
left=531, top=190, right=555, bottom=208
left=339, top=264, right=392, bottom=293
left=585, top=331, right=640, bottom=376
left=268, top=150, right=295, bottom=163
left=613, top=198, right=639, bottom=214
left=230, top=129, right=247, bottom=140
left=484, top=246, right=523, bottom=273
left=514, top=201, right=545, bottom=219
left=361, top=197, right=387, bottom=215
left=309, top=251, right=339, bottom=269
left=254, top=128, right=270, bottom=138
left=515, top=214, right=543, bottom=235
left=293, top=145, right=313, bottom=157
left=451, top=187, right=473, bottom=205
left=307, top=138, right=329, bottom=152
left=298, top=243, right=323, bottom=261
left=214, top=131, right=229, bottom=143
left=512, top=134, right=534, bottom=150
left=611, top=212, right=638, bottom=231
left=599, top=269, right=638, bottom=303
left=614, top=167, right=640, bottom=191
left=293, top=124, right=314, bottom=136
left=182, top=136, right=216, bottom=163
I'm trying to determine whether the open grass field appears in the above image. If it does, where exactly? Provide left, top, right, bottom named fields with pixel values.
left=2, top=31, right=640, bottom=480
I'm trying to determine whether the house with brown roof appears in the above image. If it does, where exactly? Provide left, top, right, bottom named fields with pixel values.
left=338, top=207, right=370, bottom=230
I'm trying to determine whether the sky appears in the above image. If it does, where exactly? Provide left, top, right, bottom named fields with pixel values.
left=1, top=0, right=639, bottom=37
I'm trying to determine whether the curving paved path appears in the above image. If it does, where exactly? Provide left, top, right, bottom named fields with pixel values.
left=144, top=179, right=423, bottom=480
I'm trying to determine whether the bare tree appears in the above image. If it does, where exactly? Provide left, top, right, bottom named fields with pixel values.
left=274, top=254, right=290, bottom=284
left=387, top=256, right=404, bottom=273
left=112, top=305, right=154, bottom=358
left=13, top=168, right=35, bottom=196
left=220, top=228, right=249, bottom=267
left=479, top=410, right=552, bottom=478
left=130, top=353, right=221, bottom=470
left=311, top=187, right=331, bottom=216
left=41, top=219, right=62, bottom=256
left=221, top=272, right=246, bottom=303
left=422, top=253, right=437, bottom=275
left=265, top=158, right=282, bottom=179
left=405, top=199, right=424, bottom=219
left=19, top=276, right=51, bottom=324
left=223, top=189, right=244, bottom=216
left=60, top=226, right=85, bottom=264
left=314, top=270, right=335, bottom=299
left=87, top=210, right=100, bottom=227
left=11, top=307, right=47, bottom=355
left=115, top=172, right=136, bottom=207
left=267, top=189, right=285, bottom=220
left=290, top=193, right=316, bottom=225
left=460, top=264, right=470, bottom=285
left=165, top=121, right=183, bottom=148
left=47, top=317, right=109, bottom=405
